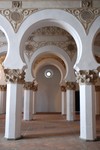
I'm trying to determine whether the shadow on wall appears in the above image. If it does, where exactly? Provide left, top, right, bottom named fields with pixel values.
left=36, top=65, right=61, bottom=113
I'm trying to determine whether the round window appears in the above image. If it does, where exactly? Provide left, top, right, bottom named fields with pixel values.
left=44, top=69, right=53, bottom=78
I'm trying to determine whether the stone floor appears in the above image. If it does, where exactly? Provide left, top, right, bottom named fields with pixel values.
left=0, top=113, right=100, bottom=150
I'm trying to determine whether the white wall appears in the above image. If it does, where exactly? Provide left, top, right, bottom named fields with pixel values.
left=36, top=65, right=61, bottom=113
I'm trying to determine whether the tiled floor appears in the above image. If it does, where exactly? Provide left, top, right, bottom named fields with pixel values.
left=0, top=113, right=100, bottom=150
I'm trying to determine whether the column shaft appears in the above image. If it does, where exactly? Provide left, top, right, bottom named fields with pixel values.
left=23, top=89, right=33, bottom=120
left=80, top=84, right=96, bottom=140
left=5, top=83, right=23, bottom=139
left=66, top=90, right=75, bottom=121
left=61, top=91, right=66, bottom=115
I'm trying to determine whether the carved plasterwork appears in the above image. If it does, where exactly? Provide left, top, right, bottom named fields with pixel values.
left=24, top=81, right=38, bottom=91
left=66, top=82, right=76, bottom=90
left=75, top=70, right=99, bottom=85
left=24, top=81, right=34, bottom=90
left=12, top=1, right=22, bottom=9
left=4, top=69, right=25, bottom=83
left=1, top=8, right=38, bottom=32
left=65, top=8, right=100, bottom=34
left=82, top=0, right=92, bottom=8
left=25, top=26, right=76, bottom=60
left=0, top=6, right=99, bottom=34
left=0, top=85, right=7, bottom=91
left=61, top=85, right=66, bottom=92
left=33, top=85, right=38, bottom=91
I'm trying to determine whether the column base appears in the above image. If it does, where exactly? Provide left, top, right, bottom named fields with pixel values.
left=79, top=136, right=97, bottom=141
left=4, top=135, right=23, bottom=140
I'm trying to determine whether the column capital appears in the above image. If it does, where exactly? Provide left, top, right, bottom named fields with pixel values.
left=0, top=85, right=7, bottom=91
left=75, top=70, right=98, bottom=85
left=24, top=82, right=38, bottom=91
left=66, top=82, right=76, bottom=90
left=4, top=69, right=25, bottom=84
left=24, top=82, right=34, bottom=90
left=61, top=85, right=66, bottom=92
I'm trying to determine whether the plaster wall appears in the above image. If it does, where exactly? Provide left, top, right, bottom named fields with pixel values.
left=36, top=65, right=61, bottom=113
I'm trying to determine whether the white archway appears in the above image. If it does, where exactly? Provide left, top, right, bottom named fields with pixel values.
left=90, top=16, right=100, bottom=66
left=74, top=16, right=100, bottom=71
left=18, top=9, right=85, bottom=71
left=25, top=45, right=75, bottom=82
left=34, top=58, right=66, bottom=84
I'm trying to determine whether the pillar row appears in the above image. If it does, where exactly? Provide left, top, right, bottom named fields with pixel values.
left=66, top=82, right=76, bottom=121
left=4, top=69, right=25, bottom=140
left=75, top=70, right=98, bottom=141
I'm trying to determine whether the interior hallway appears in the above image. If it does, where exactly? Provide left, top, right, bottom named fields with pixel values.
left=0, top=113, right=100, bottom=150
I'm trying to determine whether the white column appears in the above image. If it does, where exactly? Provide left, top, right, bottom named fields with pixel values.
left=66, top=90, right=75, bottom=121
left=23, top=89, right=33, bottom=120
left=5, top=83, right=23, bottom=139
left=61, top=86, right=66, bottom=115
left=33, top=91, right=36, bottom=114
left=61, top=92, right=66, bottom=115
left=66, top=82, right=76, bottom=121
left=0, top=87, right=6, bottom=114
left=80, top=84, right=96, bottom=140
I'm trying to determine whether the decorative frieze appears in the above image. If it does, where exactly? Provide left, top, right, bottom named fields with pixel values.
left=75, top=70, right=99, bottom=85
left=61, top=85, right=66, bottom=92
left=66, top=82, right=76, bottom=90
left=25, top=26, right=76, bottom=60
left=0, top=85, right=7, bottom=91
left=0, top=6, right=99, bottom=34
left=4, top=69, right=25, bottom=84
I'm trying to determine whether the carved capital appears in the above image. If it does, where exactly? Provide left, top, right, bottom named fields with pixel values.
left=0, top=85, right=7, bottom=91
left=24, top=82, right=34, bottom=90
left=66, top=82, right=76, bottom=90
left=75, top=70, right=98, bottom=85
left=61, top=86, right=66, bottom=92
left=4, top=69, right=25, bottom=84
left=33, top=85, right=38, bottom=91
left=24, top=82, right=38, bottom=91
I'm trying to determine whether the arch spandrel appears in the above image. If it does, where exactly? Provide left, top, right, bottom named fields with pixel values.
left=74, top=16, right=100, bottom=71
